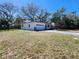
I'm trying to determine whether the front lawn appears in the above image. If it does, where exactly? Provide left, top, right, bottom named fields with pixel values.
left=0, top=30, right=79, bottom=59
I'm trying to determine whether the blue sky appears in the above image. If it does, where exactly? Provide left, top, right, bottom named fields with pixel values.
left=0, top=0, right=79, bottom=14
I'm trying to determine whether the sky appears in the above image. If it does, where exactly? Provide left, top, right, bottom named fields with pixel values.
left=0, top=0, right=79, bottom=14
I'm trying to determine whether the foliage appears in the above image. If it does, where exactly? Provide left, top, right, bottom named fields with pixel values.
left=14, top=15, right=22, bottom=29
left=0, top=3, right=16, bottom=29
left=50, top=7, right=79, bottom=29
left=0, top=3, right=79, bottom=29
left=21, top=3, right=49, bottom=22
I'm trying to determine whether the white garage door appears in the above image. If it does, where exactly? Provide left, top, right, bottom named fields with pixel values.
left=35, top=24, right=45, bottom=30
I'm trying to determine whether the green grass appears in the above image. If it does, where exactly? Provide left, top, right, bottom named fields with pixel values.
left=0, top=29, right=31, bottom=32
left=0, top=30, right=79, bottom=59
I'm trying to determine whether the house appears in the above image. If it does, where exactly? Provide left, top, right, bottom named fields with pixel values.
left=21, top=20, right=46, bottom=31
left=21, top=20, right=55, bottom=31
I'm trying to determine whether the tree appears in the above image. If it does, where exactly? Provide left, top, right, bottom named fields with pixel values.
left=65, top=11, right=78, bottom=29
left=21, top=3, right=49, bottom=22
left=37, top=9, right=49, bottom=22
left=50, top=7, right=65, bottom=28
left=14, top=15, right=22, bottom=29
left=0, top=3, right=17, bottom=29
left=21, top=3, right=38, bottom=21
left=62, top=15, right=75, bottom=29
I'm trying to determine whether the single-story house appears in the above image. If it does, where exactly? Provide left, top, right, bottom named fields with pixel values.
left=21, top=20, right=55, bottom=31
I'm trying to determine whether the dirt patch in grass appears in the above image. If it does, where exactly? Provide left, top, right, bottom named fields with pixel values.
left=0, top=30, right=79, bottom=59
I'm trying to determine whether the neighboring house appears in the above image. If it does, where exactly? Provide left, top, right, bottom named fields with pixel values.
left=21, top=20, right=55, bottom=31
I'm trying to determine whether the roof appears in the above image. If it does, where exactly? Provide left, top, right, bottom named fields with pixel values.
left=23, top=22, right=46, bottom=25
left=24, top=20, right=31, bottom=22
left=23, top=20, right=47, bottom=24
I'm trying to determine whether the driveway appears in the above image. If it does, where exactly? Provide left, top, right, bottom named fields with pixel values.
left=43, top=30, right=79, bottom=36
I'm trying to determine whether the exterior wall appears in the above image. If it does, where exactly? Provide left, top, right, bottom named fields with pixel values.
left=21, top=22, right=45, bottom=31
left=21, top=23, right=35, bottom=30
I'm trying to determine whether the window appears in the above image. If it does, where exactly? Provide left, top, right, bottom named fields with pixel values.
left=28, top=24, right=30, bottom=27
left=48, top=25, right=49, bottom=27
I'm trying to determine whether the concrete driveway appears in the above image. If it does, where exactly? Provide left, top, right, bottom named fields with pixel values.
left=43, top=30, right=79, bottom=36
